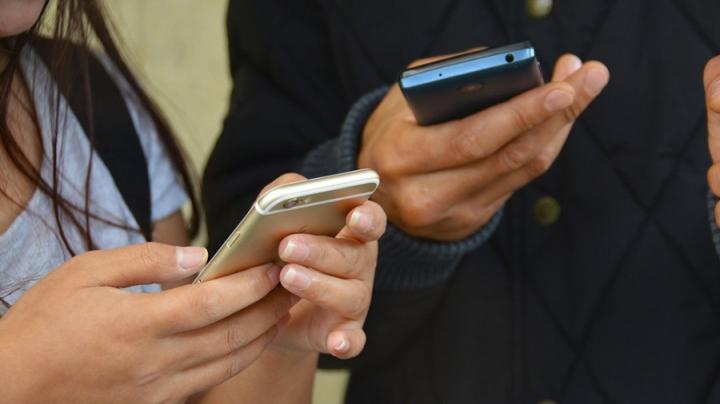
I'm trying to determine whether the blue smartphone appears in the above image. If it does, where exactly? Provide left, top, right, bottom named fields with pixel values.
left=399, top=41, right=544, bottom=125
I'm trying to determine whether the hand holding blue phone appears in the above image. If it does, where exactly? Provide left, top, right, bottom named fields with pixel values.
left=357, top=44, right=610, bottom=241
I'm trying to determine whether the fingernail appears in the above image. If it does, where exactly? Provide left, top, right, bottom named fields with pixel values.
left=282, top=266, right=312, bottom=291
left=334, top=338, right=349, bottom=354
left=266, top=264, right=282, bottom=284
left=566, top=56, right=582, bottom=74
left=280, top=239, right=310, bottom=262
left=176, top=247, right=208, bottom=272
left=544, top=89, right=574, bottom=112
left=584, top=67, right=609, bottom=96
left=349, top=210, right=372, bottom=233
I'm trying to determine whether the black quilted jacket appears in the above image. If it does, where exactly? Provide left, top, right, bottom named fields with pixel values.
left=204, top=1, right=720, bottom=402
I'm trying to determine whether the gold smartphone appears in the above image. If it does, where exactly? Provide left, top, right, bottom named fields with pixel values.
left=194, top=169, right=380, bottom=283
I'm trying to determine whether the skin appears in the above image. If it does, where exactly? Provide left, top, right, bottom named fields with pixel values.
left=704, top=55, right=720, bottom=224
left=359, top=52, right=610, bottom=241
left=0, top=3, right=387, bottom=403
left=0, top=0, right=46, bottom=37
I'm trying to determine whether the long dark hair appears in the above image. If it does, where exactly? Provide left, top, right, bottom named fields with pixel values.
left=0, top=1, right=200, bottom=305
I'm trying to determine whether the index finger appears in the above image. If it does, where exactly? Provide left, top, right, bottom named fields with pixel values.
left=142, top=262, right=282, bottom=335
left=705, top=55, right=720, bottom=163
left=398, top=80, right=576, bottom=172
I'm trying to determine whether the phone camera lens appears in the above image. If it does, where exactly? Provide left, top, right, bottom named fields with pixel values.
left=283, top=198, right=300, bottom=209
left=505, top=54, right=515, bottom=63
left=283, top=197, right=311, bottom=209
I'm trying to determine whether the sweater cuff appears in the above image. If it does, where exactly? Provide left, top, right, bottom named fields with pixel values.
left=300, top=86, right=503, bottom=291
left=375, top=211, right=502, bottom=290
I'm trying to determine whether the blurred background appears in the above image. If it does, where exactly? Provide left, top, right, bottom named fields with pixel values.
left=103, top=1, right=348, bottom=402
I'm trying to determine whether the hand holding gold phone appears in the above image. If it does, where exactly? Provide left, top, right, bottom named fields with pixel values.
left=194, top=169, right=380, bottom=283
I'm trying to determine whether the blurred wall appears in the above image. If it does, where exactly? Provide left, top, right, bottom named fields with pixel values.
left=104, top=0, right=230, bottom=171
left=103, top=1, right=348, bottom=403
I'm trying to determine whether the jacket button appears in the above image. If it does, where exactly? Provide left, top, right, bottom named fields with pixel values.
left=527, top=0, right=553, bottom=19
left=533, top=196, right=561, bottom=225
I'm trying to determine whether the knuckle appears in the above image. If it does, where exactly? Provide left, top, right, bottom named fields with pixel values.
left=500, top=141, right=533, bottom=171
left=527, top=153, right=554, bottom=177
left=397, top=189, right=441, bottom=229
left=340, top=246, right=366, bottom=277
left=344, top=258, right=367, bottom=281
left=225, top=354, right=248, bottom=380
left=194, top=287, right=223, bottom=321
left=372, top=147, right=405, bottom=177
left=224, top=322, right=251, bottom=351
left=507, top=104, right=535, bottom=133
left=450, top=127, right=488, bottom=161
left=560, top=101, right=583, bottom=123
left=138, top=242, right=169, bottom=269
left=313, top=241, right=332, bottom=266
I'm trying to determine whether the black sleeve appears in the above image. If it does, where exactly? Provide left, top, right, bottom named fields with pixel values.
left=204, top=0, right=501, bottom=369
left=203, top=0, right=350, bottom=253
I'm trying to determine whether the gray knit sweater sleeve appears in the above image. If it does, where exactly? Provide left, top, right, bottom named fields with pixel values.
left=300, top=87, right=503, bottom=291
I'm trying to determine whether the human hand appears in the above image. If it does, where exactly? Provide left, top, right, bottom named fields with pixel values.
left=358, top=52, right=610, bottom=240
left=256, top=174, right=386, bottom=360
left=0, top=243, right=294, bottom=403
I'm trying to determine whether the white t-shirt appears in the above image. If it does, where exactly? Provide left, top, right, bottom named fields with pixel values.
left=0, top=47, right=188, bottom=312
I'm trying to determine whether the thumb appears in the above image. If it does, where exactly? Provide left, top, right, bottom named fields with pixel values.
left=705, top=55, right=720, bottom=162
left=60, top=243, right=208, bottom=288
